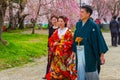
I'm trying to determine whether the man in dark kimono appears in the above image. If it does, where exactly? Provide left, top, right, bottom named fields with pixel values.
left=118, top=17, right=120, bottom=45
left=109, top=16, right=119, bottom=47
left=72, top=5, right=108, bottom=80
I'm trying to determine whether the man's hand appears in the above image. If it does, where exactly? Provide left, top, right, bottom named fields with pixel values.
left=100, top=53, right=105, bottom=65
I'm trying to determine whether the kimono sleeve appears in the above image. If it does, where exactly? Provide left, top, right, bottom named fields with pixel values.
left=90, top=24, right=108, bottom=55
left=72, top=22, right=79, bottom=53
left=48, top=31, right=58, bottom=52
left=48, top=35, right=55, bottom=48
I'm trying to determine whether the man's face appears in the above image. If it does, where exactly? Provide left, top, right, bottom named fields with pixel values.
left=80, top=8, right=90, bottom=20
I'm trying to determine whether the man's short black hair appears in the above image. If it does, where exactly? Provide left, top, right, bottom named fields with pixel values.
left=112, top=15, right=117, bottom=20
left=118, top=17, right=120, bottom=21
left=81, top=5, right=93, bottom=16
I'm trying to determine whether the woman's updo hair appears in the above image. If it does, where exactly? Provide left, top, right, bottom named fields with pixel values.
left=58, top=16, right=68, bottom=27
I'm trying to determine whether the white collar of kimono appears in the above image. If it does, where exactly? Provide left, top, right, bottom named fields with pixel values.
left=58, top=27, right=68, bottom=39
left=53, top=26, right=58, bottom=29
left=82, top=21, right=86, bottom=27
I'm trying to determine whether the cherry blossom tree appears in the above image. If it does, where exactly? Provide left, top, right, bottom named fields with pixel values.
left=91, top=0, right=109, bottom=19
left=26, top=0, right=80, bottom=28
left=91, top=0, right=120, bottom=20
left=106, top=0, right=120, bottom=17
left=0, top=0, right=8, bottom=45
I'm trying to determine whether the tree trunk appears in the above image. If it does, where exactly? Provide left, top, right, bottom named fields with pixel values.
left=18, top=17, right=24, bottom=29
left=8, top=1, right=16, bottom=30
left=32, top=23, right=35, bottom=34
left=0, top=8, right=3, bottom=41
left=17, top=2, right=28, bottom=29
left=31, top=18, right=36, bottom=34
left=18, top=13, right=29, bottom=29
left=0, top=1, right=8, bottom=45
left=31, top=0, right=41, bottom=34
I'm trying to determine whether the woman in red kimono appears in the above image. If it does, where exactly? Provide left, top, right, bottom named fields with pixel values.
left=46, top=16, right=77, bottom=80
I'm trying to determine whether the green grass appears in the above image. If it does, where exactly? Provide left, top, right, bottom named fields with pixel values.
left=101, top=28, right=110, bottom=32
left=0, top=31, right=48, bottom=70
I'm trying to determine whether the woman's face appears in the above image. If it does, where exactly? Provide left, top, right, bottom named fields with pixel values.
left=51, top=17, right=58, bottom=25
left=58, top=18, right=65, bottom=28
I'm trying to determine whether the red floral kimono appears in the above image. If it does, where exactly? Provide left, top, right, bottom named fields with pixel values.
left=46, top=28, right=77, bottom=80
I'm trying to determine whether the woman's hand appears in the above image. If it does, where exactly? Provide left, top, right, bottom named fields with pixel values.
left=71, top=52, right=76, bottom=60
left=53, top=42, right=59, bottom=46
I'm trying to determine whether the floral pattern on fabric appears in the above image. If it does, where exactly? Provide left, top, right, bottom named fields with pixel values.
left=46, top=29, right=77, bottom=80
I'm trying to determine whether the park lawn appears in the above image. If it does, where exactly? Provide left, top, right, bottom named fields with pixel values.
left=0, top=31, right=48, bottom=70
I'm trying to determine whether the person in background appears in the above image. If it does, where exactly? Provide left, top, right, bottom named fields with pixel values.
left=48, top=16, right=58, bottom=38
left=103, top=18, right=108, bottom=24
left=117, top=17, right=120, bottom=45
left=95, top=18, right=102, bottom=29
left=43, top=15, right=58, bottom=79
left=109, top=16, right=119, bottom=47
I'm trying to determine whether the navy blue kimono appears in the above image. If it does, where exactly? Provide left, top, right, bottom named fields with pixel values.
left=73, top=18, right=108, bottom=72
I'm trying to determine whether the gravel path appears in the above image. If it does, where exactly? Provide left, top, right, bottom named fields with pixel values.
left=0, top=33, right=120, bottom=80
